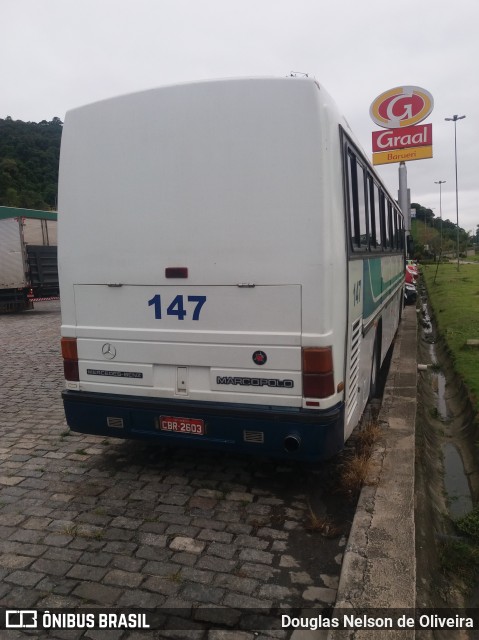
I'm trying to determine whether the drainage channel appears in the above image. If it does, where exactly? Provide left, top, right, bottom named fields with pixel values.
left=416, top=287, right=479, bottom=621
left=421, top=297, right=478, bottom=518
left=423, top=307, right=475, bottom=521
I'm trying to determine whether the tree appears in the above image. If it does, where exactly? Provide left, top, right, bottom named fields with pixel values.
left=411, top=202, right=435, bottom=225
left=0, top=117, right=62, bottom=210
left=411, top=201, right=471, bottom=259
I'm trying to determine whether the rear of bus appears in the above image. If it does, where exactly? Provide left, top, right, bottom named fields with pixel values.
left=58, top=77, right=348, bottom=462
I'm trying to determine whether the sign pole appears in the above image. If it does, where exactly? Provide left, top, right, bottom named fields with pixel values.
left=370, top=85, right=434, bottom=258
left=398, top=162, right=409, bottom=257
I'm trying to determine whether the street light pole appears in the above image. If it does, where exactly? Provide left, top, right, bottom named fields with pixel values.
left=445, top=114, right=465, bottom=270
left=434, top=180, right=446, bottom=257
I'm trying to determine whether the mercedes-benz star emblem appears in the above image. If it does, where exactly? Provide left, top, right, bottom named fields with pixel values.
left=102, top=343, right=117, bottom=360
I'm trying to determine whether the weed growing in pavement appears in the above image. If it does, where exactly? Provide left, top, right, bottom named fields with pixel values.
left=339, top=453, right=373, bottom=496
left=338, top=418, right=383, bottom=497
left=144, top=515, right=159, bottom=523
left=354, top=420, right=383, bottom=457
left=62, top=524, right=78, bottom=537
left=167, top=568, right=182, bottom=583
left=61, top=524, right=105, bottom=540
left=248, top=518, right=269, bottom=533
left=304, top=418, right=382, bottom=536
left=304, top=503, right=342, bottom=538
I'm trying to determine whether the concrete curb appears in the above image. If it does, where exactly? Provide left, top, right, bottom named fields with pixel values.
left=329, top=304, right=418, bottom=639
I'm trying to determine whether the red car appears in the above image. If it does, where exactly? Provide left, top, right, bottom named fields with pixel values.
left=405, top=267, right=416, bottom=285
left=406, top=260, right=418, bottom=279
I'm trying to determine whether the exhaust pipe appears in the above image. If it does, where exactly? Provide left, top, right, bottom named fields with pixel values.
left=284, top=433, right=301, bottom=453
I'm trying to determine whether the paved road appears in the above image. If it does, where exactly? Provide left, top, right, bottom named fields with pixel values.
left=0, top=301, right=354, bottom=639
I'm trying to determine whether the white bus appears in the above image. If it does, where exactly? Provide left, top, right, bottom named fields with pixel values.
left=58, top=77, right=404, bottom=462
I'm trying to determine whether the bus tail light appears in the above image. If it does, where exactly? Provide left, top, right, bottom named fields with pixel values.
left=61, top=337, right=79, bottom=381
left=302, top=347, right=334, bottom=398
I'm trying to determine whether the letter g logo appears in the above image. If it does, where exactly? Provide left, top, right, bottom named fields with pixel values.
left=370, top=86, right=433, bottom=129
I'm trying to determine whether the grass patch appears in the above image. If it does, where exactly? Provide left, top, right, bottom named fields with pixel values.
left=439, top=508, right=479, bottom=588
left=456, top=506, right=479, bottom=542
left=422, top=264, right=479, bottom=412
left=439, top=538, right=479, bottom=587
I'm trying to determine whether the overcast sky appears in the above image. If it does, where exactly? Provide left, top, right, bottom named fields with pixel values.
left=3, top=0, right=478, bottom=232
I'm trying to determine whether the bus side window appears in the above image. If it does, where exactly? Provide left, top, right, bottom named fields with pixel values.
left=387, top=201, right=394, bottom=251
left=356, top=162, right=368, bottom=251
left=395, top=212, right=400, bottom=250
left=368, top=177, right=382, bottom=251
left=347, top=150, right=369, bottom=253
left=344, top=142, right=405, bottom=255
left=380, top=191, right=388, bottom=249
left=347, top=151, right=360, bottom=250
left=399, top=216, right=404, bottom=250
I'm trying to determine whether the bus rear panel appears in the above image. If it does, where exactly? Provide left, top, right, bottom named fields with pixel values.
left=58, top=77, right=400, bottom=461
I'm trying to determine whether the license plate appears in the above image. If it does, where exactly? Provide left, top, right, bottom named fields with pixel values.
left=159, top=416, right=205, bottom=436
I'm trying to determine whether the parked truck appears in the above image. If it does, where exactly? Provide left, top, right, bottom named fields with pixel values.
left=0, top=207, right=58, bottom=312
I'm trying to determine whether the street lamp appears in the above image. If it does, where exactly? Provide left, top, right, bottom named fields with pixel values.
left=445, top=114, right=466, bottom=270
left=434, top=180, right=446, bottom=256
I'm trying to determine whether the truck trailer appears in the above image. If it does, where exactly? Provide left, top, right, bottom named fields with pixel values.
left=0, top=216, right=32, bottom=312
left=0, top=208, right=59, bottom=312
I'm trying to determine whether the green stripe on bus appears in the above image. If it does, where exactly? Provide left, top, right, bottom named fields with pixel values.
left=363, top=257, right=403, bottom=318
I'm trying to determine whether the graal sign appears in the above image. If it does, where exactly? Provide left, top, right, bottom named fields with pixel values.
left=372, top=124, right=432, bottom=151
left=370, top=86, right=434, bottom=165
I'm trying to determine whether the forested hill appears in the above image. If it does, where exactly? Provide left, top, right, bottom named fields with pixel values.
left=0, top=117, right=62, bottom=210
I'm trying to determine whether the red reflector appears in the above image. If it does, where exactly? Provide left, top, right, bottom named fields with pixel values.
left=302, top=347, right=333, bottom=373
left=165, top=267, right=188, bottom=278
left=302, top=346, right=334, bottom=399
left=62, top=338, right=79, bottom=381
left=63, top=359, right=79, bottom=381
left=303, top=373, right=335, bottom=398
left=61, top=337, right=78, bottom=360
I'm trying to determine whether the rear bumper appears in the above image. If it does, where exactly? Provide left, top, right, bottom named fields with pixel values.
left=62, top=391, right=345, bottom=462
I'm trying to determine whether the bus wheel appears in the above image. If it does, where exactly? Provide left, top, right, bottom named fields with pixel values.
left=369, top=334, right=380, bottom=400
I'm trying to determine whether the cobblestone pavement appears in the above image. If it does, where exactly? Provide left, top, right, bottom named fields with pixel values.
left=0, top=302, right=355, bottom=639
